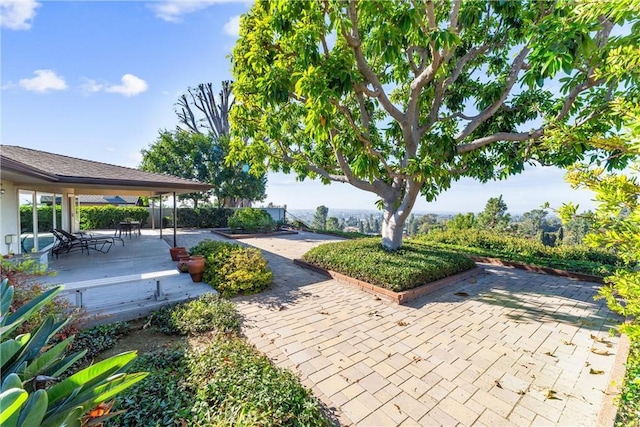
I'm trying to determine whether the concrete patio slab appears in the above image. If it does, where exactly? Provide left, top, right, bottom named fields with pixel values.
left=39, top=229, right=213, bottom=323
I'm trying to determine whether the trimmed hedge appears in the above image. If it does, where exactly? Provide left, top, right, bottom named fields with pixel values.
left=190, top=240, right=272, bottom=297
left=228, top=207, right=276, bottom=233
left=302, top=238, right=476, bottom=292
left=175, top=207, right=234, bottom=228
left=20, top=205, right=62, bottom=232
left=418, top=229, right=623, bottom=276
left=78, top=206, right=149, bottom=230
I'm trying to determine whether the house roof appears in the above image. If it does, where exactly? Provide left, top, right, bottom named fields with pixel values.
left=0, top=145, right=212, bottom=196
left=40, top=195, right=141, bottom=205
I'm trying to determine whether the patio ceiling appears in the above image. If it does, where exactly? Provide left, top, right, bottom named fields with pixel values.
left=1, top=145, right=212, bottom=196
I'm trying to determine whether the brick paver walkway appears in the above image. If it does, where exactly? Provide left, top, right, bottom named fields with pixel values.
left=176, top=230, right=624, bottom=426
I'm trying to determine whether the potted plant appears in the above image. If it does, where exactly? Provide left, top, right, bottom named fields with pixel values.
left=169, top=246, right=187, bottom=261
left=187, top=255, right=205, bottom=282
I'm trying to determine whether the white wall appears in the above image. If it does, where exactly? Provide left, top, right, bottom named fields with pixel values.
left=0, top=181, right=20, bottom=255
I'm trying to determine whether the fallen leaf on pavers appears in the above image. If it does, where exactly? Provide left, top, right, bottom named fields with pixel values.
left=543, top=351, right=557, bottom=357
left=591, top=348, right=614, bottom=356
left=494, top=380, right=503, bottom=389
left=319, top=311, right=330, bottom=315
left=517, top=390, right=526, bottom=395
left=543, top=389, right=560, bottom=400
left=590, top=334, right=612, bottom=344
left=397, top=320, right=409, bottom=326
left=367, top=311, right=378, bottom=316
left=585, top=362, right=591, bottom=367
left=413, top=356, right=422, bottom=363
left=562, top=341, right=575, bottom=346
left=589, top=368, right=605, bottom=375
left=374, top=296, right=382, bottom=301
left=394, top=403, right=401, bottom=413
left=454, top=292, right=469, bottom=297
left=278, top=305, right=286, bottom=311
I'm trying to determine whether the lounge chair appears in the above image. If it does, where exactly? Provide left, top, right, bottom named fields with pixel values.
left=51, top=229, right=114, bottom=257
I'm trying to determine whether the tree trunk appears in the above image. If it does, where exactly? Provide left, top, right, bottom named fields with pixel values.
left=381, top=211, right=406, bottom=251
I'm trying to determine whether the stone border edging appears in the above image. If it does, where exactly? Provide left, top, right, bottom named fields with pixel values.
left=211, top=228, right=298, bottom=239
left=293, top=258, right=482, bottom=304
left=468, top=255, right=604, bottom=283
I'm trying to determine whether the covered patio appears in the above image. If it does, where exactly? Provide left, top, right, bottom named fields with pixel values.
left=0, top=144, right=212, bottom=256
left=37, top=228, right=214, bottom=324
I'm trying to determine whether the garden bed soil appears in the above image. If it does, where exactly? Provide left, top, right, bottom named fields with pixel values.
left=211, top=228, right=298, bottom=239
left=293, top=259, right=482, bottom=304
left=95, top=319, right=216, bottom=362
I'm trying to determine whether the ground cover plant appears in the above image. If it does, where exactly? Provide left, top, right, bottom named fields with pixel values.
left=190, top=239, right=272, bottom=297
left=418, top=229, right=622, bottom=276
left=110, top=294, right=331, bottom=426
left=302, top=238, right=476, bottom=292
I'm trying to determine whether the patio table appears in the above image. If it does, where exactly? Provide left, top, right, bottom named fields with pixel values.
left=118, top=221, right=141, bottom=238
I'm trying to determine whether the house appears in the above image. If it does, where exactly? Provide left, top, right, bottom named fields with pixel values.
left=0, top=145, right=211, bottom=255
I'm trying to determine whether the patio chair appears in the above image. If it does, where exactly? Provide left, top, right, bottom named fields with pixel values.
left=51, top=229, right=89, bottom=258
left=54, top=229, right=114, bottom=255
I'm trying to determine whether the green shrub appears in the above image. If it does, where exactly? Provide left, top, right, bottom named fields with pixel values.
left=616, top=338, right=640, bottom=426
left=190, top=240, right=273, bottom=297
left=150, top=293, right=241, bottom=336
left=186, top=335, right=331, bottom=426
left=228, top=208, right=275, bottom=233
left=78, top=206, right=149, bottom=230
left=418, top=229, right=623, bottom=276
left=176, top=207, right=234, bottom=228
left=302, top=238, right=476, bottom=292
left=0, top=260, right=90, bottom=338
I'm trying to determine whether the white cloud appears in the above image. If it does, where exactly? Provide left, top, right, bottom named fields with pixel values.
left=223, top=14, right=240, bottom=37
left=80, top=78, right=104, bottom=94
left=105, top=74, right=148, bottom=97
left=18, top=69, right=67, bottom=93
left=149, top=0, right=248, bottom=23
left=0, top=0, right=40, bottom=30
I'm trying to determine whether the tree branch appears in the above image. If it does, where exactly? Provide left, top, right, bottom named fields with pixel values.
left=342, top=0, right=404, bottom=123
left=456, top=130, right=543, bottom=154
left=456, top=46, right=529, bottom=141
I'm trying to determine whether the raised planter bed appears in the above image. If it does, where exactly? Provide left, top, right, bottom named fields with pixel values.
left=293, top=258, right=483, bottom=304
left=468, top=256, right=603, bottom=283
left=211, top=228, right=298, bottom=239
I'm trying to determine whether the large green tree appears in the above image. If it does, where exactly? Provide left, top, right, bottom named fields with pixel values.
left=140, top=130, right=217, bottom=207
left=230, top=0, right=639, bottom=250
left=140, top=130, right=267, bottom=207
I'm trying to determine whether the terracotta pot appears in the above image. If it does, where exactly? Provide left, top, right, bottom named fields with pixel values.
left=187, top=255, right=206, bottom=282
left=177, top=254, right=190, bottom=273
left=169, top=247, right=187, bottom=261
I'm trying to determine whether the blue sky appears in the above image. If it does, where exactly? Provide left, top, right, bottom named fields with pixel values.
left=1, top=0, right=597, bottom=214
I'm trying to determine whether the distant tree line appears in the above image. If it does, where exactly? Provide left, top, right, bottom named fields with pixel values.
left=309, top=196, right=594, bottom=246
